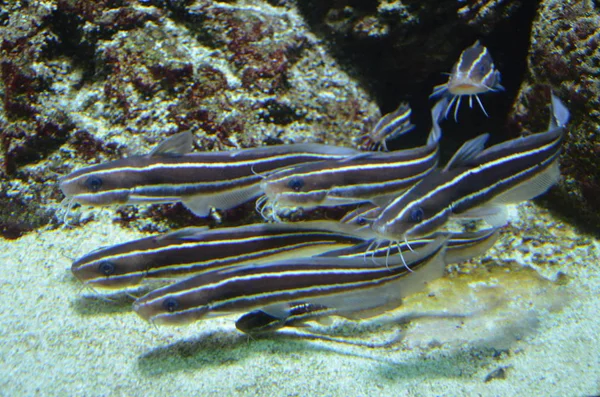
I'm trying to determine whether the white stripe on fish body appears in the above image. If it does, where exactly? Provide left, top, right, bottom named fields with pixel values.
left=59, top=131, right=360, bottom=216
left=132, top=236, right=448, bottom=325
left=372, top=95, right=567, bottom=242
left=360, top=102, right=415, bottom=151
left=430, top=40, right=504, bottom=121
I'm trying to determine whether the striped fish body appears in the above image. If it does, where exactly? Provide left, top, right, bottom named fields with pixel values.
left=59, top=131, right=359, bottom=217
left=132, top=236, right=448, bottom=325
left=430, top=40, right=504, bottom=120
left=372, top=95, right=568, bottom=242
left=360, top=102, right=415, bottom=152
left=259, top=99, right=446, bottom=212
left=260, top=145, right=439, bottom=209
left=234, top=228, right=500, bottom=335
left=71, top=221, right=368, bottom=292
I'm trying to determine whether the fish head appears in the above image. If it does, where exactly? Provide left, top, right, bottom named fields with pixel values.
left=447, top=41, right=502, bottom=96
left=260, top=166, right=328, bottom=209
left=71, top=242, right=151, bottom=289
left=59, top=159, right=138, bottom=206
left=371, top=190, right=450, bottom=242
left=132, top=281, right=211, bottom=325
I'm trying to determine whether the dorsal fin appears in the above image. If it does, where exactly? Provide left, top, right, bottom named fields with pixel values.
left=157, top=226, right=211, bottom=240
left=427, top=97, right=448, bottom=146
left=149, top=131, right=194, bottom=157
left=444, top=133, right=489, bottom=171
left=549, top=94, right=570, bottom=129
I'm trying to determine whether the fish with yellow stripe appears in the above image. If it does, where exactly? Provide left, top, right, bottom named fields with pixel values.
left=431, top=40, right=504, bottom=121
left=59, top=132, right=360, bottom=218
left=72, top=221, right=370, bottom=294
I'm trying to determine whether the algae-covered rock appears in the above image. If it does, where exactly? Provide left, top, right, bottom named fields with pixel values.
left=510, top=0, right=600, bottom=233
left=0, top=0, right=379, bottom=234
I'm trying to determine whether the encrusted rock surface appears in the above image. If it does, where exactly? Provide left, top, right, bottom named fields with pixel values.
left=0, top=0, right=379, bottom=237
left=0, top=0, right=598, bottom=236
left=509, top=0, right=600, bottom=233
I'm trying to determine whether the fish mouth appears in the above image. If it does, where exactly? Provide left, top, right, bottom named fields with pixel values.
left=132, top=300, right=154, bottom=322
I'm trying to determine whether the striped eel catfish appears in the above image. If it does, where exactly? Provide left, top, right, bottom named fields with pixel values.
left=235, top=228, right=499, bottom=334
left=71, top=221, right=369, bottom=293
left=257, top=98, right=447, bottom=216
left=371, top=94, right=569, bottom=244
left=59, top=131, right=359, bottom=217
left=430, top=40, right=504, bottom=121
left=359, top=102, right=415, bottom=152
left=132, top=236, right=449, bottom=326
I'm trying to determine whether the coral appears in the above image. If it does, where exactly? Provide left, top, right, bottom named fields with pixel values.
left=509, top=0, right=600, bottom=233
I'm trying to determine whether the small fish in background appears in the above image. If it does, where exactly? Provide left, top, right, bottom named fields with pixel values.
left=359, top=102, right=415, bottom=151
left=430, top=40, right=504, bottom=121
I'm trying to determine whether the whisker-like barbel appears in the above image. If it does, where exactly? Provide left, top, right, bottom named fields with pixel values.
left=430, top=40, right=504, bottom=121
left=132, top=236, right=449, bottom=326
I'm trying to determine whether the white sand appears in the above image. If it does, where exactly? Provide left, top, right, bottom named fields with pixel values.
left=1, top=203, right=599, bottom=396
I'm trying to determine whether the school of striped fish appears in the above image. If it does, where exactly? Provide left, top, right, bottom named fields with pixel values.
left=62, top=42, right=570, bottom=338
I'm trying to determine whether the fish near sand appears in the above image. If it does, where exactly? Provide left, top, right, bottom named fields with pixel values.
left=132, top=236, right=449, bottom=326
left=71, top=221, right=369, bottom=294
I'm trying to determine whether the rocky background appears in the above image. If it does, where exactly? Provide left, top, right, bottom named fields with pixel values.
left=0, top=0, right=598, bottom=238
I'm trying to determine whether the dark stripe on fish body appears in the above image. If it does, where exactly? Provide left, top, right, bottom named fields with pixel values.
left=72, top=223, right=368, bottom=291
left=373, top=99, right=566, bottom=240
left=260, top=99, right=446, bottom=209
left=133, top=237, right=447, bottom=324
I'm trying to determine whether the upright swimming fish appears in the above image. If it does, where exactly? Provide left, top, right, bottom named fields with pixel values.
left=430, top=40, right=504, bottom=121
left=59, top=132, right=359, bottom=217
left=371, top=94, right=569, bottom=244
left=71, top=221, right=369, bottom=293
left=132, top=236, right=448, bottom=326
left=257, top=98, right=447, bottom=216
left=359, top=102, right=415, bottom=152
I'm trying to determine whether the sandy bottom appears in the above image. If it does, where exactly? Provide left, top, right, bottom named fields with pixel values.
left=1, top=203, right=599, bottom=396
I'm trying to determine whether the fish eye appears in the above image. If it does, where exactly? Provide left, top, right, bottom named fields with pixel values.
left=163, top=297, right=180, bottom=313
left=98, top=261, right=116, bottom=276
left=356, top=217, right=366, bottom=226
left=287, top=178, right=304, bottom=192
left=409, top=207, right=424, bottom=223
left=85, top=176, right=103, bottom=192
